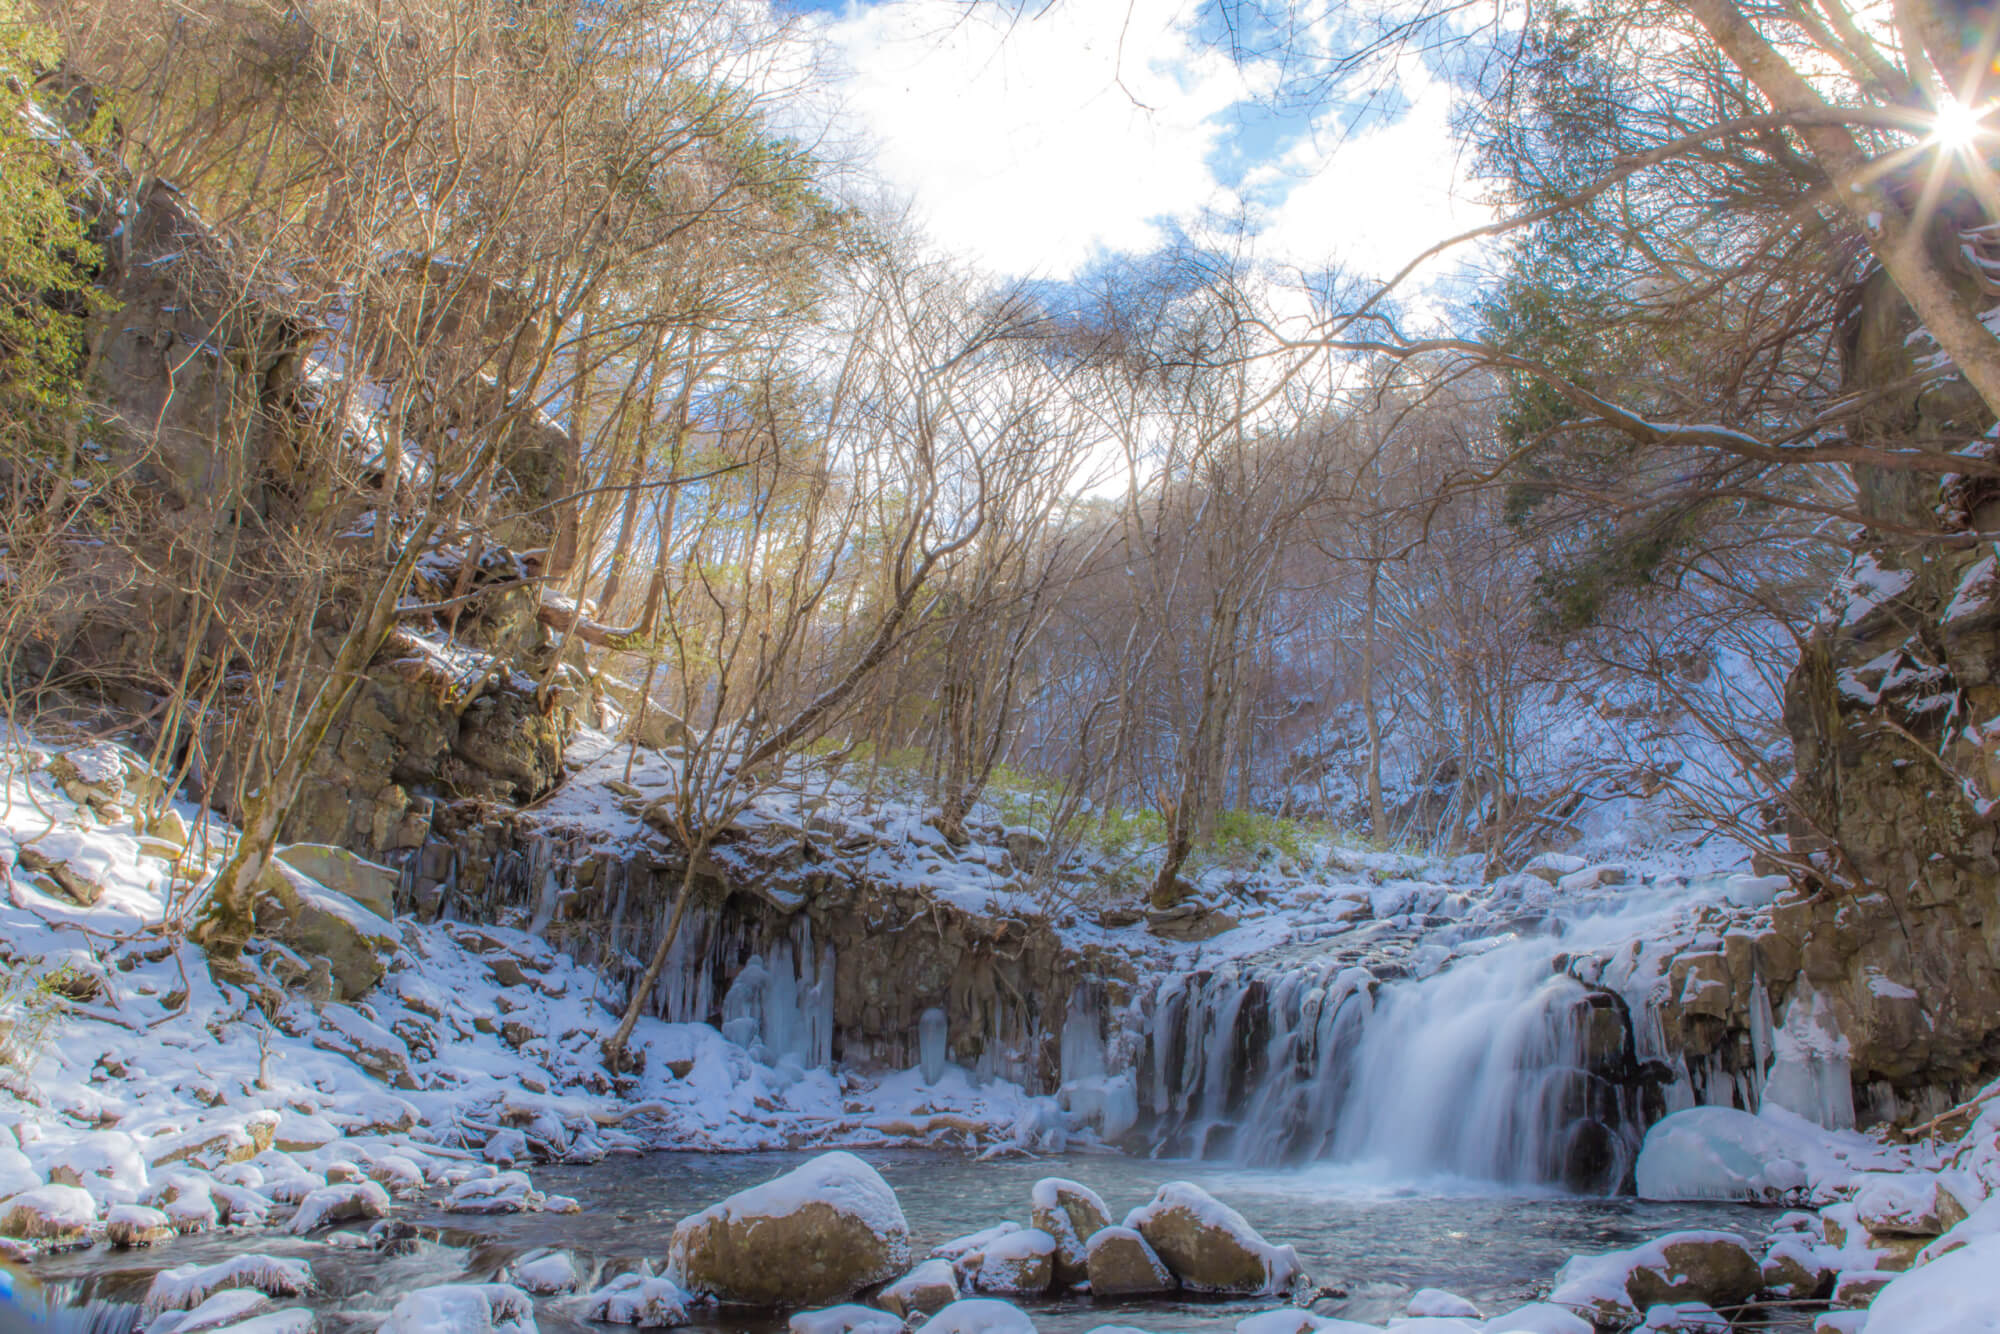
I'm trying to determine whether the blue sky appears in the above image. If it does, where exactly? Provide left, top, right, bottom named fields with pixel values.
left=786, top=0, right=1492, bottom=290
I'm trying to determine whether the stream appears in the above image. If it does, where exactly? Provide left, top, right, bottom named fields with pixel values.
left=33, top=1147, right=1769, bottom=1331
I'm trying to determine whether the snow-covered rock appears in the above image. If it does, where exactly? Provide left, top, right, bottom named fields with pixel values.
left=1123, top=1181, right=1301, bottom=1295
left=1233, top=1312, right=1381, bottom=1334
left=966, top=1227, right=1055, bottom=1296
left=1637, top=1306, right=1729, bottom=1333
left=1083, top=1225, right=1175, bottom=1297
left=1405, top=1288, right=1480, bottom=1319
left=788, top=1303, right=906, bottom=1334
left=1483, top=1303, right=1592, bottom=1334
left=1634, top=1107, right=1814, bottom=1201
left=446, top=1170, right=542, bottom=1215
left=1852, top=1171, right=1968, bottom=1237
left=914, top=1298, right=1038, bottom=1334
left=1029, top=1177, right=1108, bottom=1286
left=0, top=1183, right=96, bottom=1240
left=286, top=1179, right=389, bottom=1233
left=381, top=1282, right=537, bottom=1332
left=146, top=1289, right=279, bottom=1333
left=144, top=1254, right=316, bottom=1312
left=587, top=1272, right=695, bottom=1326
left=668, top=1151, right=911, bottom=1306
left=505, top=1247, right=580, bottom=1295
left=878, top=1259, right=960, bottom=1318
left=1857, top=1235, right=2000, bottom=1334
left=106, top=1202, right=174, bottom=1247
left=1547, top=1231, right=1759, bottom=1325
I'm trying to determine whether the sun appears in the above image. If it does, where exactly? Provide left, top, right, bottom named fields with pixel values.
left=1934, top=94, right=1987, bottom=152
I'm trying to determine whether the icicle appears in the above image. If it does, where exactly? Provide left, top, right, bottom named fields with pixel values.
left=919, top=1007, right=948, bottom=1084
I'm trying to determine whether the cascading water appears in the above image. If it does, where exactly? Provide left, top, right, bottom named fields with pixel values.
left=1106, top=874, right=1803, bottom=1191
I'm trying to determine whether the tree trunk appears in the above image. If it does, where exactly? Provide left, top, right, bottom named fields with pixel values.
left=1364, top=560, right=1387, bottom=838
left=603, top=840, right=709, bottom=1073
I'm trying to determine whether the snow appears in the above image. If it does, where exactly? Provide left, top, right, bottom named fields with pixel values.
left=147, top=1289, right=281, bottom=1333
left=1482, top=1305, right=1592, bottom=1334
left=1234, top=1313, right=1381, bottom=1334
left=789, top=1303, right=907, bottom=1334
left=144, top=1254, right=315, bottom=1311
left=1634, top=1106, right=1862, bottom=1201
left=1403, top=1288, right=1480, bottom=1318
left=381, top=1282, right=538, bottom=1333
left=587, top=1272, right=696, bottom=1325
left=915, top=1299, right=1041, bottom=1334
left=0, top=1183, right=96, bottom=1238
left=1860, top=1231, right=2000, bottom=1332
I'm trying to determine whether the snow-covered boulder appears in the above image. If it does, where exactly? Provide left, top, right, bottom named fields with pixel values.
left=587, top=1273, right=695, bottom=1326
left=42, top=1129, right=149, bottom=1205
left=966, top=1228, right=1055, bottom=1296
left=0, top=1183, right=96, bottom=1240
left=252, top=859, right=396, bottom=999
left=106, top=1202, right=174, bottom=1247
left=1852, top=1172, right=1969, bottom=1237
left=914, top=1298, right=1038, bottom=1334
left=1637, top=1305, right=1728, bottom=1333
left=1123, top=1182, right=1301, bottom=1295
left=1482, top=1302, right=1592, bottom=1334
left=1548, top=1232, right=1759, bottom=1324
left=1760, top=1233, right=1835, bottom=1299
left=1406, top=1288, right=1481, bottom=1319
left=144, top=1254, right=315, bottom=1312
left=275, top=843, right=398, bottom=919
left=668, top=1151, right=911, bottom=1306
left=506, top=1248, right=580, bottom=1295
left=1633, top=1107, right=1813, bottom=1201
left=1083, top=1226, right=1175, bottom=1297
left=382, top=1282, right=537, bottom=1333
left=150, top=1112, right=279, bottom=1170
left=1030, top=1177, right=1109, bottom=1286
left=146, top=1289, right=279, bottom=1333
left=1859, top=1231, right=2000, bottom=1331
left=934, top=1223, right=1022, bottom=1271
left=1233, top=1311, right=1382, bottom=1334
left=877, top=1259, right=959, bottom=1318
left=788, top=1303, right=905, bottom=1334
left=286, top=1179, right=389, bottom=1234
left=312, top=1003, right=414, bottom=1088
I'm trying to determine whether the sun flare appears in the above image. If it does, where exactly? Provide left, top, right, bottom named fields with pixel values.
left=1935, top=93, right=1987, bottom=151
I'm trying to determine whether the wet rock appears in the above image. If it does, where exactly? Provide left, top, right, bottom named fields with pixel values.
left=106, top=1203, right=174, bottom=1247
left=668, top=1152, right=911, bottom=1306
left=878, top=1259, right=960, bottom=1318
left=1123, top=1182, right=1301, bottom=1296
left=1083, top=1226, right=1175, bottom=1298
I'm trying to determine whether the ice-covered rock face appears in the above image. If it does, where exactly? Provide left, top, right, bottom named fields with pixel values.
left=667, top=1150, right=912, bottom=1306
left=1122, top=1182, right=1301, bottom=1296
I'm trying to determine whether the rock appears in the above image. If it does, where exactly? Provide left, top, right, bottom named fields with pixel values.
left=1031, top=1177, right=1109, bottom=1286
left=1856, top=1231, right=2000, bottom=1333
left=1521, top=853, right=1587, bottom=884
left=252, top=861, right=396, bottom=999
left=1123, top=1182, right=1301, bottom=1295
left=1831, top=1269, right=1895, bottom=1307
left=878, top=1259, right=960, bottom=1318
left=49, top=744, right=127, bottom=810
left=271, top=1112, right=339, bottom=1154
left=1084, top=1226, right=1175, bottom=1298
left=150, top=1111, right=280, bottom=1169
left=589, top=1273, right=696, bottom=1326
left=146, top=1290, right=280, bottom=1333
left=915, top=1299, right=1038, bottom=1334
left=1852, top=1171, right=1969, bottom=1236
left=966, top=1228, right=1055, bottom=1296
left=144, top=1254, right=316, bottom=1311
left=43, top=1128, right=149, bottom=1205
left=1233, top=1314, right=1381, bottom=1334
left=789, top=1304, right=906, bottom=1334
left=1760, top=1236, right=1833, bottom=1299
left=0, top=1183, right=96, bottom=1240
left=275, top=844, right=399, bottom=919
left=107, top=1203, right=175, bottom=1247
left=382, top=1282, right=537, bottom=1333
left=1481, top=1303, right=1592, bottom=1334
left=1636, top=1305, right=1728, bottom=1333
left=311, top=1003, right=415, bottom=1087
left=1623, top=1233, right=1762, bottom=1311
left=668, top=1151, right=911, bottom=1306
left=447, top=1170, right=542, bottom=1215
left=286, top=1180, right=389, bottom=1233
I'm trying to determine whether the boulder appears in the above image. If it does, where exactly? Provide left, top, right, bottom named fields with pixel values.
left=506, top=1248, right=580, bottom=1295
left=1031, top=1177, right=1109, bottom=1286
left=144, top=1254, right=316, bottom=1311
left=1084, top=1226, right=1175, bottom=1298
left=1407, top=1289, right=1482, bottom=1319
left=789, top=1304, right=905, bottom=1334
left=1623, top=1232, right=1762, bottom=1311
left=1852, top=1172, right=1969, bottom=1237
left=275, top=844, right=398, bottom=919
left=1482, top=1303, right=1592, bottom=1334
left=252, top=860, right=396, bottom=998
left=0, top=1184, right=96, bottom=1240
left=878, top=1259, right=959, bottom=1318
left=106, top=1203, right=174, bottom=1247
left=1123, top=1182, right=1301, bottom=1295
left=311, top=1004, right=415, bottom=1088
left=667, top=1151, right=911, bottom=1306
left=966, top=1228, right=1055, bottom=1296
left=287, top=1180, right=389, bottom=1234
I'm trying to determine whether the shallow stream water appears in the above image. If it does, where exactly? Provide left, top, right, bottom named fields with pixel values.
left=33, top=1148, right=1770, bottom=1332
